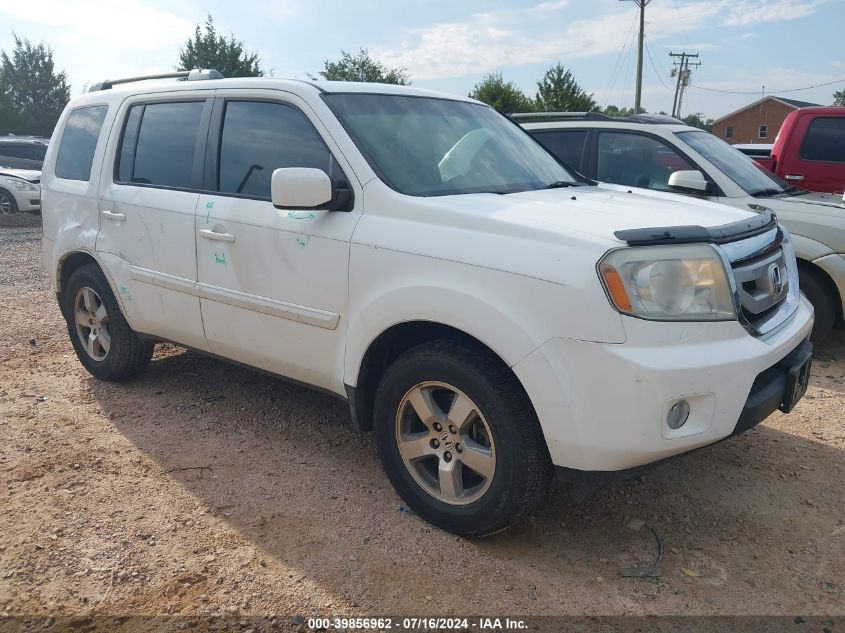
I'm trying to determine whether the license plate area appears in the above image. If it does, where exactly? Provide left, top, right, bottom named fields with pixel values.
left=779, top=344, right=813, bottom=413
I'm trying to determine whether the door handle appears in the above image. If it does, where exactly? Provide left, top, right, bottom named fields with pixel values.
left=784, top=174, right=805, bottom=181
left=199, top=228, right=236, bottom=242
left=101, top=209, right=126, bottom=221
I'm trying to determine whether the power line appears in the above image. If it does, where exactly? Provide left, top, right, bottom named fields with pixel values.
left=645, top=40, right=672, bottom=90
left=603, top=10, right=639, bottom=108
left=691, top=77, right=845, bottom=95
left=672, top=0, right=692, bottom=44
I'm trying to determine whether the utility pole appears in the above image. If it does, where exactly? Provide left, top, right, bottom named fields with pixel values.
left=619, top=0, right=651, bottom=113
left=670, top=51, right=700, bottom=118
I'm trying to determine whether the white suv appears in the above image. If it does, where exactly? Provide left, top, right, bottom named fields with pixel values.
left=42, top=71, right=813, bottom=536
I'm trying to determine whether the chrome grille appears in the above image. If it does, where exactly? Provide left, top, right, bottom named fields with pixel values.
left=733, top=248, right=789, bottom=317
left=716, top=225, right=800, bottom=337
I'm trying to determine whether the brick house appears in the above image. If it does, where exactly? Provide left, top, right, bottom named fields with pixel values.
left=711, top=96, right=819, bottom=145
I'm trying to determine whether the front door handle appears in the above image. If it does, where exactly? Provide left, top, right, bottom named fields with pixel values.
left=199, top=228, right=236, bottom=242
left=784, top=174, right=805, bottom=181
left=101, top=209, right=126, bottom=221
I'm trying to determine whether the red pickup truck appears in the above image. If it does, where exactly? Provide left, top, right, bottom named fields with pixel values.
left=755, top=106, right=845, bottom=194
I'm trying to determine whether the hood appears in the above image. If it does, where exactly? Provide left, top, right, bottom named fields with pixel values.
left=758, top=190, right=845, bottom=219
left=0, top=169, right=41, bottom=183
left=416, top=183, right=755, bottom=246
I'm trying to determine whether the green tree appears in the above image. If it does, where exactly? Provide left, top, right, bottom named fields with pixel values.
left=315, top=48, right=409, bottom=84
left=681, top=112, right=714, bottom=131
left=469, top=71, right=534, bottom=114
left=0, top=34, right=70, bottom=136
left=178, top=15, right=262, bottom=78
left=601, top=104, right=636, bottom=118
left=834, top=89, right=845, bottom=106
left=534, top=63, right=596, bottom=112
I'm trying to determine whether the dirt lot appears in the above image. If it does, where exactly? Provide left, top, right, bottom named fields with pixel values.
left=1, top=214, right=843, bottom=629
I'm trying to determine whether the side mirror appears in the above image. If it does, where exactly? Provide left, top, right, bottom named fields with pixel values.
left=271, top=168, right=333, bottom=209
left=668, top=169, right=709, bottom=193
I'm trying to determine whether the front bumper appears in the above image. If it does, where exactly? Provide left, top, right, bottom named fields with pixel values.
left=734, top=338, right=812, bottom=434
left=513, top=295, right=814, bottom=471
left=12, top=189, right=40, bottom=213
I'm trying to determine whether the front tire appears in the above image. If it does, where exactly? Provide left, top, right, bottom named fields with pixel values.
left=373, top=338, right=553, bottom=537
left=799, top=268, right=836, bottom=343
left=62, top=264, right=154, bottom=380
left=0, top=188, right=18, bottom=215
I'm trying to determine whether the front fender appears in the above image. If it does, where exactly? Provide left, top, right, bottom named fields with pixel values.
left=343, top=245, right=625, bottom=387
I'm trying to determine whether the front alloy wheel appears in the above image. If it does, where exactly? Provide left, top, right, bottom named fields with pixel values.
left=0, top=190, right=15, bottom=215
left=374, top=338, right=553, bottom=537
left=396, top=381, right=496, bottom=505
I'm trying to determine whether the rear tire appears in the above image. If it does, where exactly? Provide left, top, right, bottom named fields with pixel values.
left=62, top=264, right=154, bottom=380
left=373, top=338, right=553, bottom=537
left=799, top=268, right=835, bottom=343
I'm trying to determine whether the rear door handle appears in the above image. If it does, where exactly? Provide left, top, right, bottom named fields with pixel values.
left=101, top=209, right=126, bottom=221
left=784, top=174, right=805, bottom=181
left=199, top=228, right=236, bottom=242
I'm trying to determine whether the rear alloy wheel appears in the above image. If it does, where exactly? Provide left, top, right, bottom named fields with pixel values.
left=374, top=338, right=553, bottom=537
left=63, top=264, right=154, bottom=380
left=73, top=286, right=112, bottom=361
left=0, top=189, right=17, bottom=215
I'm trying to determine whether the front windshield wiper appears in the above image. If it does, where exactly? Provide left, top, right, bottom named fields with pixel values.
left=782, top=185, right=811, bottom=196
left=749, top=188, right=785, bottom=198
left=543, top=181, right=581, bottom=189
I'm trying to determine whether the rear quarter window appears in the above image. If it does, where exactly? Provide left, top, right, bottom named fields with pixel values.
left=55, top=106, right=109, bottom=181
left=799, top=117, right=845, bottom=163
left=529, top=130, right=588, bottom=171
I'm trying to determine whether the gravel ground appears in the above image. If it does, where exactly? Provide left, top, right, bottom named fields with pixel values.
left=0, top=214, right=843, bottom=630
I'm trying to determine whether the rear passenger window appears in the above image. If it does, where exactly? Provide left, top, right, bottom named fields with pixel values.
left=55, top=106, right=108, bottom=181
left=217, top=101, right=332, bottom=199
left=117, top=101, right=205, bottom=189
left=530, top=130, right=587, bottom=171
left=800, top=118, right=845, bottom=163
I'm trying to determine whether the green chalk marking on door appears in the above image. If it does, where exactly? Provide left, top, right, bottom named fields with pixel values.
left=205, top=201, right=214, bottom=224
left=296, top=235, right=310, bottom=248
left=214, top=253, right=226, bottom=266
left=287, top=211, right=316, bottom=220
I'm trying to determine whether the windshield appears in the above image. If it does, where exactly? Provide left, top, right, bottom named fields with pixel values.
left=323, top=93, right=576, bottom=196
left=677, top=130, right=788, bottom=196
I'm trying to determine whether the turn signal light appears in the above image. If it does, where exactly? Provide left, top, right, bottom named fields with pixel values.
left=599, top=264, right=633, bottom=313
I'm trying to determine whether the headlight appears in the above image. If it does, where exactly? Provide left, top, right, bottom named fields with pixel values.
left=598, top=243, right=736, bottom=321
left=2, top=177, right=37, bottom=191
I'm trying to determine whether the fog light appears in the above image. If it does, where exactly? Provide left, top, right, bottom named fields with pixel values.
left=667, top=400, right=691, bottom=429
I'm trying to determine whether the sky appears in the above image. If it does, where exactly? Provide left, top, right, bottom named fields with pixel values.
left=1, top=0, right=843, bottom=120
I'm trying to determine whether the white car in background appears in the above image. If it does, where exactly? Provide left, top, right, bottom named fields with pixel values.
left=517, top=112, right=845, bottom=341
left=0, top=169, right=41, bottom=214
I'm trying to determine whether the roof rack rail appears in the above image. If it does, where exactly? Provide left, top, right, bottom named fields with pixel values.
left=627, top=113, right=683, bottom=124
left=510, top=111, right=685, bottom=125
left=88, top=69, right=223, bottom=92
left=509, top=112, right=613, bottom=123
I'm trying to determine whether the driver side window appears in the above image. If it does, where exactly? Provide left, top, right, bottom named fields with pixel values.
left=597, top=132, right=693, bottom=191
left=216, top=100, right=334, bottom=199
